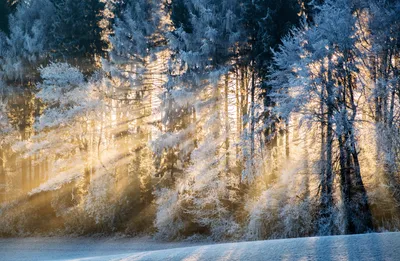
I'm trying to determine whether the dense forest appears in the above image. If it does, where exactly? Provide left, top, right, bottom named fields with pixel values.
left=0, top=0, right=400, bottom=240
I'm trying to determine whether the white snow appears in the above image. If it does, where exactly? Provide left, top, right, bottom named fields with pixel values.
left=1, top=232, right=400, bottom=261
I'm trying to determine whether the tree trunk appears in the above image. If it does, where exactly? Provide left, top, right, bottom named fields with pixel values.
left=285, top=119, right=290, bottom=159
left=0, top=148, right=4, bottom=203
left=250, top=69, right=256, bottom=163
left=342, top=59, right=373, bottom=234
left=319, top=64, right=334, bottom=235
left=225, top=74, right=230, bottom=170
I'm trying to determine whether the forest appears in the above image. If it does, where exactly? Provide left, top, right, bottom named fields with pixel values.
left=0, top=0, right=400, bottom=241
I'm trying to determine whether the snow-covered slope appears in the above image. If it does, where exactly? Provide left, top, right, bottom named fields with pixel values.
left=1, top=232, right=400, bottom=261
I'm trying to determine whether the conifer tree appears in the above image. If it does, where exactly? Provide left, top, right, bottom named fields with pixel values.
left=0, top=0, right=11, bottom=34
left=51, top=0, right=107, bottom=64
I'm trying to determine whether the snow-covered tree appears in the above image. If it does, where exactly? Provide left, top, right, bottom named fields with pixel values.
left=154, top=0, right=245, bottom=240
left=10, top=63, right=109, bottom=231
left=0, top=0, right=56, bottom=80
left=366, top=0, right=400, bottom=211
left=269, top=0, right=373, bottom=235
left=3, top=0, right=400, bottom=239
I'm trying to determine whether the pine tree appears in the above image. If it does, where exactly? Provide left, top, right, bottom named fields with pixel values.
left=169, top=0, right=192, bottom=33
left=1, top=0, right=56, bottom=80
left=154, top=0, right=244, bottom=240
left=239, top=0, right=301, bottom=180
left=51, top=0, right=107, bottom=65
left=0, top=0, right=11, bottom=34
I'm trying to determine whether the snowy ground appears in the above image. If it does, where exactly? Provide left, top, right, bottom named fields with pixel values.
left=1, top=232, right=400, bottom=261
